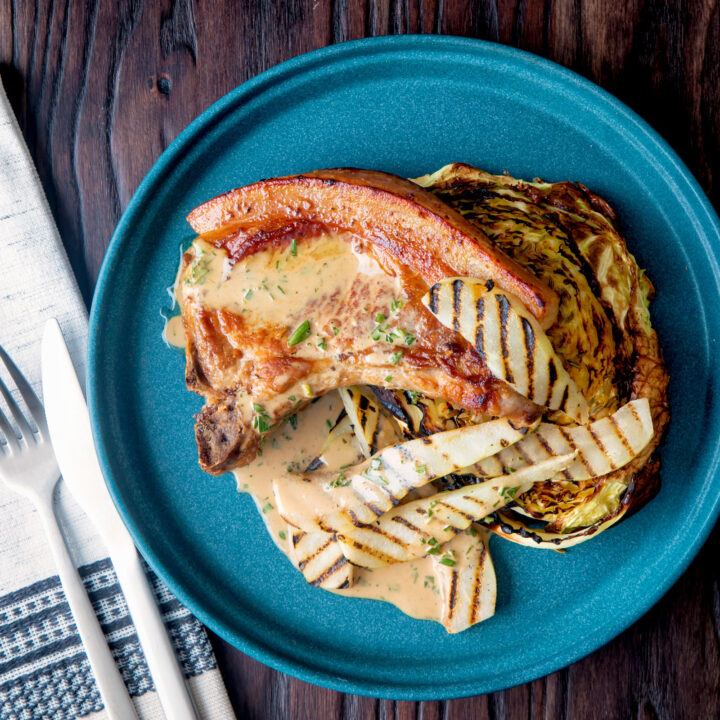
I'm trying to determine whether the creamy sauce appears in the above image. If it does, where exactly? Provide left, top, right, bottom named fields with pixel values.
left=167, top=230, right=455, bottom=625
left=334, top=555, right=442, bottom=621
left=178, top=234, right=410, bottom=360
left=164, top=315, right=186, bottom=349
left=229, top=392, right=446, bottom=623
left=186, top=235, right=363, bottom=326
left=233, top=394, right=346, bottom=545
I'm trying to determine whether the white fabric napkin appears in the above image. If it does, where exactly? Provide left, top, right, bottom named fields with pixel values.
left=0, top=80, right=235, bottom=720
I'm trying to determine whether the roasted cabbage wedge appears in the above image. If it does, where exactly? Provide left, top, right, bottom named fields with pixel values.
left=410, top=163, right=669, bottom=543
left=423, top=277, right=589, bottom=424
left=371, top=386, right=489, bottom=437
left=273, top=417, right=534, bottom=534
left=337, top=454, right=575, bottom=568
left=432, top=530, right=496, bottom=633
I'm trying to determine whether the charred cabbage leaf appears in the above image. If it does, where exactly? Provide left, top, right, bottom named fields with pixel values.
left=407, top=163, right=670, bottom=543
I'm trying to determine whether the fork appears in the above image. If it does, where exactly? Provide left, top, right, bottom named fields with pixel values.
left=0, top=345, right=138, bottom=720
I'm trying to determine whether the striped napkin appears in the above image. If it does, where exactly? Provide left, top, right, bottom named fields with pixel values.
left=0, top=81, right=235, bottom=720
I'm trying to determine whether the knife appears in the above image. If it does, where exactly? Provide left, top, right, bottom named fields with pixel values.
left=41, top=319, right=198, bottom=720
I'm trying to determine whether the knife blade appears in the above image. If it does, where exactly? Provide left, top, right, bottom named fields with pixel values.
left=41, top=319, right=198, bottom=720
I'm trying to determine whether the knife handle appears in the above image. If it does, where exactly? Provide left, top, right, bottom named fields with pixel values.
left=36, top=493, right=139, bottom=720
left=111, top=546, right=199, bottom=720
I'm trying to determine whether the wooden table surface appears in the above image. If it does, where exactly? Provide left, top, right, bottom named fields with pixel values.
left=2, top=1, right=719, bottom=718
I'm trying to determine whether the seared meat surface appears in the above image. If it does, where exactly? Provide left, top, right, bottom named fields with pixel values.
left=178, top=169, right=558, bottom=474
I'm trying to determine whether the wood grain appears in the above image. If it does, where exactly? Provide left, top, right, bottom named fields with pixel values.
left=1, top=1, right=718, bottom=718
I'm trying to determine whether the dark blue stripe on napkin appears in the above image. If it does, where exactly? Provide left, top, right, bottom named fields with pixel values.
left=0, top=558, right=216, bottom=720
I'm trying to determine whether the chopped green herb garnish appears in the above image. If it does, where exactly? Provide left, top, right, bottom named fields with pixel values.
left=404, top=332, right=415, bottom=345
left=185, top=254, right=213, bottom=285
left=332, top=326, right=339, bottom=336
left=406, top=390, right=419, bottom=405
left=427, top=546, right=441, bottom=555
left=329, top=471, right=350, bottom=488
left=384, top=375, right=393, bottom=382
left=416, top=464, right=427, bottom=474
left=252, top=404, right=272, bottom=434
left=288, top=414, right=298, bottom=430
left=301, top=383, right=313, bottom=398
left=371, top=327, right=382, bottom=341
left=361, top=469, right=388, bottom=485
left=390, top=298, right=403, bottom=313
left=288, top=395, right=296, bottom=402
left=439, top=556, right=457, bottom=567
left=261, top=502, right=274, bottom=513
left=370, top=457, right=383, bottom=471
left=326, top=419, right=333, bottom=430
left=290, top=238, right=297, bottom=255
left=253, top=416, right=269, bottom=432
left=317, top=338, right=327, bottom=351
left=428, top=537, right=438, bottom=546
left=276, top=285, right=286, bottom=295
left=389, top=351, right=402, bottom=365
left=279, top=530, right=286, bottom=540
left=244, top=288, right=254, bottom=300
left=287, top=320, right=311, bottom=346
left=375, top=313, right=385, bottom=323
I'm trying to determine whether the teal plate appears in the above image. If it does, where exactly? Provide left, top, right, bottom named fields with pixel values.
left=88, top=36, right=720, bottom=699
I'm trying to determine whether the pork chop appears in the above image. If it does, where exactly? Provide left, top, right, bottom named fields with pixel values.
left=177, top=169, right=558, bottom=474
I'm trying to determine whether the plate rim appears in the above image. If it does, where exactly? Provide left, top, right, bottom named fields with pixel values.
left=88, top=35, right=720, bottom=699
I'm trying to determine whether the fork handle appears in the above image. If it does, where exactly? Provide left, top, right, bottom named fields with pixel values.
left=35, top=493, right=139, bottom=720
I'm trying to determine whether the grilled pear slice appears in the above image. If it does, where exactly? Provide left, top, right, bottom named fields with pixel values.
left=290, top=389, right=401, bottom=590
left=337, top=454, right=575, bottom=568
left=273, top=417, right=536, bottom=534
left=423, top=278, right=589, bottom=424
left=473, top=399, right=653, bottom=482
left=432, top=530, right=496, bottom=633
left=289, top=528, right=354, bottom=589
left=187, top=168, right=558, bottom=328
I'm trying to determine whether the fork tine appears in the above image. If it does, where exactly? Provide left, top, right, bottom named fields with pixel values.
left=0, top=404, right=19, bottom=450
left=0, top=345, right=47, bottom=436
left=0, top=371, right=36, bottom=440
